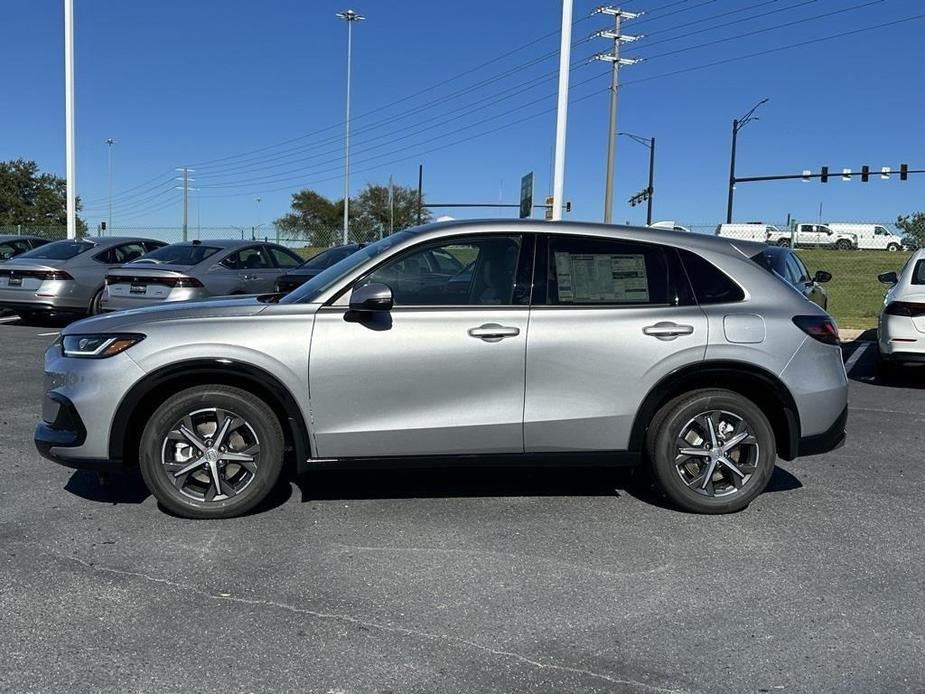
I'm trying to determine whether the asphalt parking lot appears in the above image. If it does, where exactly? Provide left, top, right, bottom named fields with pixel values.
left=0, top=317, right=922, bottom=694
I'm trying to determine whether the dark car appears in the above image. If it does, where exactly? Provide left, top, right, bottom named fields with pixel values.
left=751, top=245, right=831, bottom=310
left=0, top=235, right=49, bottom=261
left=274, top=243, right=367, bottom=294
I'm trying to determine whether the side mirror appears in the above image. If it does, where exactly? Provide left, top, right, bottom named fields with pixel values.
left=878, top=271, right=898, bottom=285
left=349, top=282, right=393, bottom=312
left=814, top=270, right=832, bottom=283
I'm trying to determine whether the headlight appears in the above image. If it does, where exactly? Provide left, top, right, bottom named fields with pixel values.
left=62, top=334, right=145, bottom=358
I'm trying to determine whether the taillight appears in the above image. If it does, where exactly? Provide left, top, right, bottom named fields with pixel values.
left=173, top=276, right=204, bottom=288
left=104, top=274, right=203, bottom=288
left=0, top=269, right=74, bottom=281
left=792, top=315, right=840, bottom=345
left=42, top=270, right=74, bottom=281
left=884, top=301, right=925, bottom=317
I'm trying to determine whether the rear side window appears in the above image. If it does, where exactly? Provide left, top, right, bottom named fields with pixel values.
left=266, top=245, right=304, bottom=268
left=543, top=236, right=688, bottom=306
left=134, top=244, right=220, bottom=266
left=913, top=260, right=925, bottom=285
left=678, top=250, right=745, bottom=304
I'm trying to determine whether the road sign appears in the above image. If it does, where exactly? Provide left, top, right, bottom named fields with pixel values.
left=519, top=172, right=534, bottom=219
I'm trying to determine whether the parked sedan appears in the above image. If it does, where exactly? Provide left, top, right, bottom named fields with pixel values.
left=750, top=245, right=831, bottom=310
left=101, top=239, right=304, bottom=311
left=0, top=235, right=50, bottom=261
left=877, top=249, right=925, bottom=370
left=274, top=243, right=366, bottom=294
left=0, top=236, right=166, bottom=319
left=37, top=220, right=848, bottom=519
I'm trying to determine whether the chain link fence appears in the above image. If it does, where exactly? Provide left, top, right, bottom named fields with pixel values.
left=1, top=220, right=911, bottom=330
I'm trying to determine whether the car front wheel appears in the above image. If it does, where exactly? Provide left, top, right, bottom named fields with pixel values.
left=646, top=389, right=776, bottom=514
left=139, top=385, right=284, bottom=519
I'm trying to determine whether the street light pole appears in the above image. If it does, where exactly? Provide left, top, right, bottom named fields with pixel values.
left=726, top=98, right=768, bottom=223
left=105, top=138, right=115, bottom=234
left=64, top=0, right=76, bottom=240
left=337, top=9, right=365, bottom=245
left=551, top=0, right=573, bottom=222
left=619, top=132, right=655, bottom=225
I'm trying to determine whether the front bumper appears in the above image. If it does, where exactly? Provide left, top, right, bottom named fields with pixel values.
left=34, top=392, right=121, bottom=470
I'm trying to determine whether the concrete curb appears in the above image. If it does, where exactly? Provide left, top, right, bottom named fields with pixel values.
left=840, top=328, right=876, bottom=343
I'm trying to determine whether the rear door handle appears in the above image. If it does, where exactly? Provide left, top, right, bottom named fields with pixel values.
left=468, top=323, right=520, bottom=342
left=643, top=322, right=694, bottom=340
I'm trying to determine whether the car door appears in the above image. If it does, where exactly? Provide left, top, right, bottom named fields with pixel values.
left=308, top=233, right=533, bottom=458
left=222, top=246, right=276, bottom=293
left=523, top=234, right=708, bottom=452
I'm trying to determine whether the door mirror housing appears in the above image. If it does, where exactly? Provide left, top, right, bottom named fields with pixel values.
left=878, top=271, right=898, bottom=285
left=349, top=282, right=393, bottom=312
left=814, top=270, right=832, bottom=283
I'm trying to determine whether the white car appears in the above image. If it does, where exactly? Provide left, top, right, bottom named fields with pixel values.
left=877, top=249, right=925, bottom=371
left=826, top=223, right=904, bottom=252
left=715, top=223, right=789, bottom=245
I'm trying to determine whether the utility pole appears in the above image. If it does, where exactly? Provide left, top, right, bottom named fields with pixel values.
left=176, top=168, right=194, bottom=242
left=593, top=7, right=642, bottom=224
left=64, top=0, right=77, bottom=240
left=105, top=138, right=115, bottom=234
left=726, top=98, right=768, bottom=223
left=417, top=163, right=423, bottom=225
left=619, top=133, right=656, bottom=226
left=551, top=0, right=573, bottom=222
left=337, top=9, right=365, bottom=245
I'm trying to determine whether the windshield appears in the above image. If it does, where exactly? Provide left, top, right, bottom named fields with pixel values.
left=130, top=244, right=220, bottom=266
left=17, top=239, right=95, bottom=260
left=280, top=231, right=415, bottom=304
left=301, top=245, right=362, bottom=270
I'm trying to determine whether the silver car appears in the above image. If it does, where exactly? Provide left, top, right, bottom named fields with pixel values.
left=35, top=220, right=848, bottom=519
left=101, top=239, right=304, bottom=311
left=0, top=236, right=166, bottom=319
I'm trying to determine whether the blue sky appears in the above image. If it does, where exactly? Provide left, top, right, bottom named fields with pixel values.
left=2, top=0, right=924, bottom=232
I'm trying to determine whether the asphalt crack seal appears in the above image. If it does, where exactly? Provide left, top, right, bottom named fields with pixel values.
left=46, top=548, right=685, bottom=693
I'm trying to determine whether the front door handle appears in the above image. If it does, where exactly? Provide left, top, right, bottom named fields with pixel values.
left=468, top=323, right=520, bottom=342
left=243, top=274, right=258, bottom=281
left=643, top=322, right=694, bottom=341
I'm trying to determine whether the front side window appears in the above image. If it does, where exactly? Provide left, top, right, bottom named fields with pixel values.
left=266, top=245, right=303, bottom=268
left=875, top=226, right=890, bottom=236
left=364, top=236, right=521, bottom=306
left=785, top=254, right=809, bottom=284
left=543, top=236, right=688, bottom=306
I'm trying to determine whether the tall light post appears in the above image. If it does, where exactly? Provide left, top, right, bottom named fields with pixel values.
left=64, top=0, right=77, bottom=240
left=105, top=138, right=115, bottom=234
left=337, top=9, right=365, bottom=244
left=551, top=0, right=573, bottom=221
left=726, top=98, right=768, bottom=223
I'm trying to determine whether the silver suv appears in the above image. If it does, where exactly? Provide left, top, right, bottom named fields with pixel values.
left=35, top=220, right=848, bottom=518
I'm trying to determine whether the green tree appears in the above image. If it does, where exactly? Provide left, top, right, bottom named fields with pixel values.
left=0, top=159, right=86, bottom=234
left=274, top=190, right=344, bottom=243
left=353, top=182, right=429, bottom=236
left=896, top=212, right=925, bottom=250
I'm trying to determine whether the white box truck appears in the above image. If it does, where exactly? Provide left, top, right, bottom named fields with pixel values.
left=714, top=223, right=790, bottom=244
left=825, top=223, right=904, bottom=251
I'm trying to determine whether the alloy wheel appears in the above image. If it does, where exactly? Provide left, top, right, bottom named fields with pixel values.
left=160, top=407, right=261, bottom=502
left=674, top=410, right=760, bottom=497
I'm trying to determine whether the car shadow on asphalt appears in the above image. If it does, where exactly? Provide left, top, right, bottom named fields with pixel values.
left=844, top=340, right=925, bottom=389
left=64, top=463, right=803, bottom=516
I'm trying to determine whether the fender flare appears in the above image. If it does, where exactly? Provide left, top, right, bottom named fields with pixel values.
left=109, top=358, right=311, bottom=471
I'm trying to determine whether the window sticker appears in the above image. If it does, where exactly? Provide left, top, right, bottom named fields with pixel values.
left=553, top=252, right=649, bottom=303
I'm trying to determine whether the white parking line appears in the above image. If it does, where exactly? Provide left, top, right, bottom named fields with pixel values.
left=38, top=332, right=60, bottom=337
left=0, top=316, right=19, bottom=323
left=844, top=342, right=871, bottom=375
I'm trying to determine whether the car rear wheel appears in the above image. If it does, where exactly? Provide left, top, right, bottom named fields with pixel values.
left=646, top=389, right=776, bottom=514
left=835, top=239, right=853, bottom=250
left=139, top=385, right=284, bottom=519
left=777, top=239, right=791, bottom=247
left=88, top=288, right=104, bottom=315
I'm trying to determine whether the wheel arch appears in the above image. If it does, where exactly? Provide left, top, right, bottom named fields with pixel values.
left=629, top=360, right=801, bottom=461
left=110, top=359, right=311, bottom=472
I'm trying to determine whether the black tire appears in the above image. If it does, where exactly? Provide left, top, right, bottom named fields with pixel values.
left=777, top=238, right=791, bottom=247
left=875, top=351, right=899, bottom=379
left=87, top=287, right=104, bottom=315
left=835, top=239, right=852, bottom=251
left=139, top=385, right=284, bottom=519
left=887, top=243, right=901, bottom=252
left=645, top=389, right=776, bottom=514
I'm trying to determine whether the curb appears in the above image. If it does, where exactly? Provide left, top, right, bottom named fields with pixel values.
left=839, top=328, right=877, bottom=343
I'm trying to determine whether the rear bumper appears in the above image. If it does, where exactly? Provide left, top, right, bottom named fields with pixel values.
left=796, top=405, right=847, bottom=457
left=0, top=299, right=86, bottom=315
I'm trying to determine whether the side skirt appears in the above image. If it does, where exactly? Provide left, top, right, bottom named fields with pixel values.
left=301, top=450, right=641, bottom=471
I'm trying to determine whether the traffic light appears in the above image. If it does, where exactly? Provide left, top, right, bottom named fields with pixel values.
left=820, top=166, right=829, bottom=183
left=861, top=165, right=870, bottom=182
left=901, top=164, right=908, bottom=181
left=100, top=221, right=107, bottom=231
